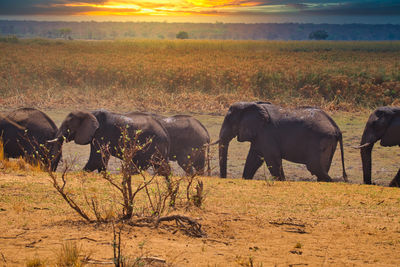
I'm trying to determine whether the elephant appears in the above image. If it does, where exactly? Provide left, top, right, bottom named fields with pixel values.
left=126, top=112, right=210, bottom=175
left=358, top=106, right=400, bottom=187
left=218, top=102, right=347, bottom=182
left=51, top=109, right=170, bottom=174
left=0, top=107, right=62, bottom=171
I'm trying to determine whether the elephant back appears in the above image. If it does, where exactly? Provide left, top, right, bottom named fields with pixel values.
left=7, top=108, right=58, bottom=139
left=123, top=112, right=170, bottom=159
left=274, top=107, right=340, bottom=138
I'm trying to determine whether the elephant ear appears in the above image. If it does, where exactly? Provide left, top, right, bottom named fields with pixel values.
left=380, top=115, right=400, bottom=147
left=238, top=103, right=270, bottom=141
left=73, top=112, right=99, bottom=145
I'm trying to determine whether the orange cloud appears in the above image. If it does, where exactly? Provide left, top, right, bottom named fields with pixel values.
left=63, top=0, right=267, bottom=16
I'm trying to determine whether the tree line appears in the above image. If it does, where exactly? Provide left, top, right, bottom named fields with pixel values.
left=0, top=20, right=399, bottom=40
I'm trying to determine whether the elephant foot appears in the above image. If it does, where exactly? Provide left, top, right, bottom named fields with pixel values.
left=389, top=177, right=400, bottom=187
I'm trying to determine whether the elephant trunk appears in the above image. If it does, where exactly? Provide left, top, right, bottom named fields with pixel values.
left=219, top=141, right=230, bottom=178
left=48, top=139, right=63, bottom=171
left=48, top=124, right=71, bottom=144
left=360, top=128, right=376, bottom=185
left=218, top=119, right=236, bottom=178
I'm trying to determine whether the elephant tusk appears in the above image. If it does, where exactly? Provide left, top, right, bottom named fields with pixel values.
left=204, top=139, right=220, bottom=147
left=47, top=137, right=64, bottom=143
left=352, top=142, right=371, bottom=149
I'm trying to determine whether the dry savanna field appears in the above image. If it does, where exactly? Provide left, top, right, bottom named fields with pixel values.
left=1, top=39, right=400, bottom=266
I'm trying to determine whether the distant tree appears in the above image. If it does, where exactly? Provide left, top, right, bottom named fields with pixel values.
left=176, top=31, right=189, bottom=39
left=58, top=28, right=72, bottom=39
left=110, top=30, right=118, bottom=39
left=309, top=30, right=329, bottom=40
left=124, top=29, right=136, bottom=38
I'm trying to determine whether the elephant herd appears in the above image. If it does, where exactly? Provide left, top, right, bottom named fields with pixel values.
left=1, top=102, right=400, bottom=187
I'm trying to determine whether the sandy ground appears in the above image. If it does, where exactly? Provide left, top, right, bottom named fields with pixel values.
left=0, top=172, right=399, bottom=266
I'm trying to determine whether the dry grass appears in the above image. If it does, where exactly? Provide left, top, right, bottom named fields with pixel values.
left=26, top=257, right=47, bottom=267
left=0, top=140, right=43, bottom=173
left=54, top=242, right=89, bottom=267
left=0, top=40, right=399, bottom=114
left=0, top=171, right=399, bottom=266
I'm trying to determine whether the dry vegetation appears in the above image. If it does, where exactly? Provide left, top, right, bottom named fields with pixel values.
left=1, top=40, right=400, bottom=113
left=0, top=169, right=400, bottom=266
left=1, top=39, right=400, bottom=265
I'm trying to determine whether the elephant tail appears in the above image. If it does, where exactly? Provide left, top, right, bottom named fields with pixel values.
left=338, top=133, right=348, bottom=182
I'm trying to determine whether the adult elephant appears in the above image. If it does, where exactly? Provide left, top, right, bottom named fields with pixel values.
left=0, top=108, right=62, bottom=171
left=51, top=109, right=170, bottom=174
left=126, top=112, right=210, bottom=175
left=218, top=102, right=347, bottom=182
left=358, top=106, right=400, bottom=187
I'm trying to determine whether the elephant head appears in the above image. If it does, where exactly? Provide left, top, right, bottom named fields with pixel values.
left=359, top=106, right=400, bottom=185
left=219, top=102, right=270, bottom=178
left=55, top=111, right=99, bottom=145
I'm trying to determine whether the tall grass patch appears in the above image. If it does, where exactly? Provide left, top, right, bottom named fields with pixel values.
left=1, top=40, right=399, bottom=112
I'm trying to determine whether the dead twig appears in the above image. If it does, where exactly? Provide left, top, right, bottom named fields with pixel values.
left=85, top=259, right=114, bottom=265
left=25, top=239, right=42, bottom=248
left=142, top=256, right=166, bottom=264
left=204, top=238, right=230, bottom=246
left=0, top=231, right=27, bottom=239
left=284, top=228, right=308, bottom=234
left=0, top=251, right=6, bottom=263
left=47, top=163, right=93, bottom=222
left=156, top=215, right=206, bottom=237
left=269, top=221, right=306, bottom=228
left=64, top=237, right=101, bottom=243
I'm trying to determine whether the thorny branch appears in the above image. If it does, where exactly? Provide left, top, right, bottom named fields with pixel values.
left=45, top=126, right=206, bottom=237
left=47, top=163, right=93, bottom=222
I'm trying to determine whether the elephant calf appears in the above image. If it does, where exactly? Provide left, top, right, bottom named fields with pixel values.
left=52, top=109, right=170, bottom=174
left=358, top=106, right=400, bottom=187
left=0, top=108, right=62, bottom=171
left=126, top=112, right=211, bottom=175
left=218, top=102, right=347, bottom=182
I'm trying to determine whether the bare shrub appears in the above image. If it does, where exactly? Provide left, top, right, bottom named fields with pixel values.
left=46, top=128, right=206, bottom=237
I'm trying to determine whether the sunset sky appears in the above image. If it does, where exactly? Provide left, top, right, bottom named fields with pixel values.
left=0, top=0, right=399, bottom=23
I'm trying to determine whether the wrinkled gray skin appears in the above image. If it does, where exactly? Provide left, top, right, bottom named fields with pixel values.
left=0, top=108, right=62, bottom=171
left=55, top=109, right=170, bottom=174
left=219, top=102, right=347, bottom=182
left=360, top=106, right=400, bottom=187
left=126, top=112, right=210, bottom=175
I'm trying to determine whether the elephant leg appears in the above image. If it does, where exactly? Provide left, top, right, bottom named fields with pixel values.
left=84, top=144, right=108, bottom=172
left=322, top=141, right=336, bottom=174
left=264, top=155, right=285, bottom=181
left=312, top=138, right=336, bottom=182
left=193, top=150, right=206, bottom=175
left=389, top=168, right=400, bottom=187
left=313, top=169, right=333, bottom=182
left=307, top=159, right=333, bottom=182
left=176, top=153, right=194, bottom=175
left=243, top=146, right=264, bottom=179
